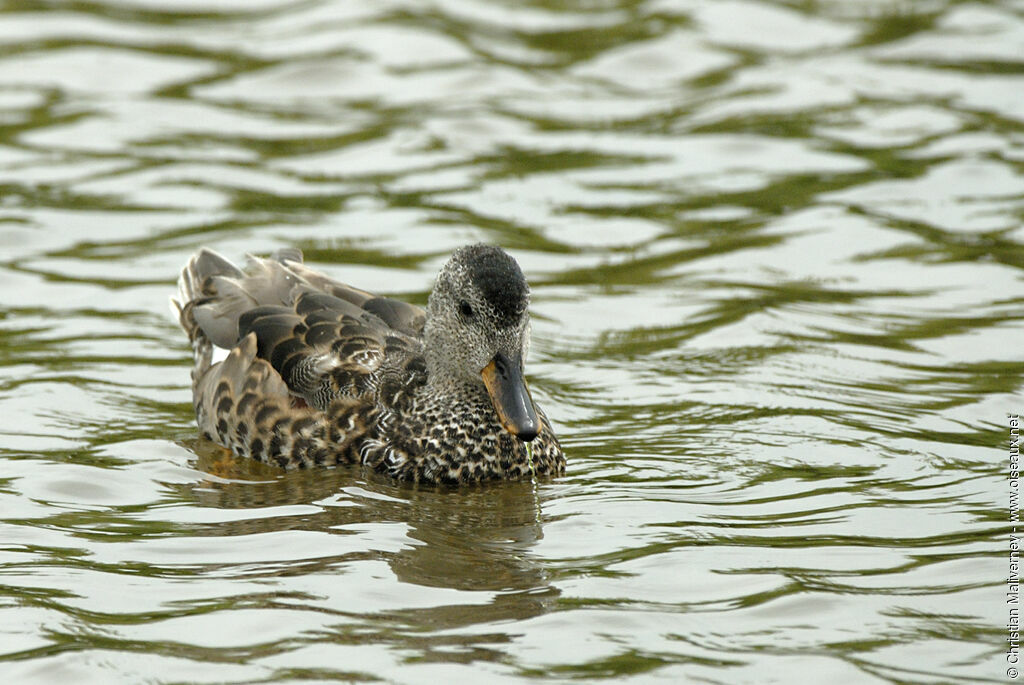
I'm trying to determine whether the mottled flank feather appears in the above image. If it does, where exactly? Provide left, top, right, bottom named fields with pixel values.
left=172, top=245, right=565, bottom=484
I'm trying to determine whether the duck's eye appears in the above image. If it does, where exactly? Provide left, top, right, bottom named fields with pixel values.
left=458, top=300, right=474, bottom=319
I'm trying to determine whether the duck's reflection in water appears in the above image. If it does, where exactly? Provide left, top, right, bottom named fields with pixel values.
left=179, top=442, right=559, bottom=614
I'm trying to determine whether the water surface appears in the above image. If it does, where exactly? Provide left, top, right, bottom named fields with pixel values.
left=0, top=1, right=1021, bottom=683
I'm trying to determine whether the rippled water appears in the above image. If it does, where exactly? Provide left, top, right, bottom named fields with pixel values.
left=0, top=1, right=1020, bottom=682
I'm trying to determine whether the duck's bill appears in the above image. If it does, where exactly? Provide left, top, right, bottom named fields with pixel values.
left=481, top=352, right=540, bottom=442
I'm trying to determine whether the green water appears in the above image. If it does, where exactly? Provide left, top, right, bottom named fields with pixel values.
left=0, top=1, right=1020, bottom=683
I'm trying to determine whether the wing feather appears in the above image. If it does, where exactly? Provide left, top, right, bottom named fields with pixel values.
left=179, top=248, right=426, bottom=412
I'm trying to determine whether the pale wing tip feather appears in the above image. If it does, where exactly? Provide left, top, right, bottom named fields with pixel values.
left=169, top=296, right=183, bottom=324
left=210, top=345, right=230, bottom=365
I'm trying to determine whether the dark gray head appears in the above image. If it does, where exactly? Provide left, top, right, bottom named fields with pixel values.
left=424, top=245, right=538, bottom=441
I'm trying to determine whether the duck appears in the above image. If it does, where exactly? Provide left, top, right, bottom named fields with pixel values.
left=172, top=244, right=565, bottom=484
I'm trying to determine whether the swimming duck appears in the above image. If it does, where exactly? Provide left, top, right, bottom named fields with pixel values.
left=172, top=244, right=565, bottom=484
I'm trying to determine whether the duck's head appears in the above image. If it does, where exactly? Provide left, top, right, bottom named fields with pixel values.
left=424, top=244, right=539, bottom=442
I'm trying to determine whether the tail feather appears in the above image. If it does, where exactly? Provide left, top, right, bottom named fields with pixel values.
left=172, top=248, right=245, bottom=382
left=174, top=248, right=311, bottom=349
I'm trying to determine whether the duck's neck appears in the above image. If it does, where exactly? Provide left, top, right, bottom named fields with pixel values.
left=424, top=368, right=488, bottom=399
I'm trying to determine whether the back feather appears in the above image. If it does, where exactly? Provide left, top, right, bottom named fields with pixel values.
left=173, top=247, right=426, bottom=411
